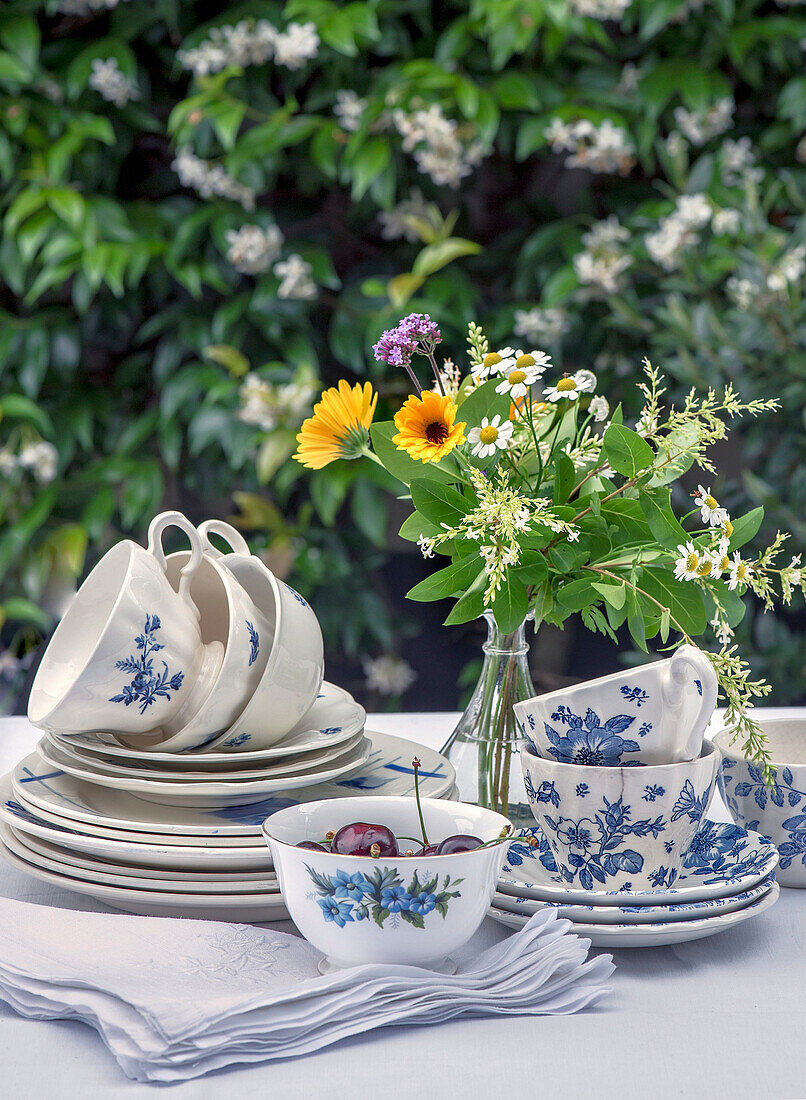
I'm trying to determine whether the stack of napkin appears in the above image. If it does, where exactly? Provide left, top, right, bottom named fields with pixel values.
left=0, top=897, right=613, bottom=1082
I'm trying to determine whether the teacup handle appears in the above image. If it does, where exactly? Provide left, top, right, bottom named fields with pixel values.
left=667, top=644, right=719, bottom=755
left=147, top=511, right=204, bottom=618
left=198, top=519, right=250, bottom=559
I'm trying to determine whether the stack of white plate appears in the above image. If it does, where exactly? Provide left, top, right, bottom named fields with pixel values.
left=0, top=688, right=456, bottom=921
left=488, top=821, right=780, bottom=948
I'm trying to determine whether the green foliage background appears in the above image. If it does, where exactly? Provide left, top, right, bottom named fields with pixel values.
left=0, top=0, right=804, bottom=709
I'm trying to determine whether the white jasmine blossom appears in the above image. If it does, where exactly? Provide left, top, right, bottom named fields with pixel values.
left=711, top=208, right=741, bottom=236
left=172, top=149, right=256, bottom=210
left=334, top=90, right=367, bottom=132
left=18, top=441, right=58, bottom=483
left=417, top=535, right=435, bottom=559
left=88, top=58, right=139, bottom=107
left=782, top=555, right=804, bottom=603
left=568, top=0, right=632, bottom=15
left=226, top=224, right=283, bottom=274
left=720, top=137, right=763, bottom=187
left=727, top=552, right=752, bottom=591
left=767, top=245, right=806, bottom=294
left=179, top=20, right=278, bottom=76
left=663, top=131, right=687, bottom=158
left=467, top=415, right=514, bottom=459
left=589, top=395, right=610, bottom=422
left=272, top=22, right=319, bottom=70
left=363, top=655, right=417, bottom=696
left=495, top=351, right=550, bottom=399
left=237, top=373, right=315, bottom=432
left=726, top=275, right=758, bottom=311
left=437, top=359, right=462, bottom=399
left=544, top=117, right=636, bottom=176
left=0, top=450, right=17, bottom=475
left=673, top=98, right=734, bottom=146
left=544, top=370, right=596, bottom=403
left=645, top=193, right=711, bottom=272
left=617, top=62, right=640, bottom=94
left=274, top=254, right=316, bottom=299
left=393, top=104, right=486, bottom=188
left=378, top=189, right=430, bottom=242
left=513, top=307, right=569, bottom=344
left=573, top=217, right=633, bottom=294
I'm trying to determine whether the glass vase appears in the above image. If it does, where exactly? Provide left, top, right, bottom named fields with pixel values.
left=440, top=612, right=535, bottom=826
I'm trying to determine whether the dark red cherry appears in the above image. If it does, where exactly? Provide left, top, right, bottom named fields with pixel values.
left=436, top=834, right=484, bottom=855
left=331, top=822, right=399, bottom=857
left=415, top=844, right=440, bottom=856
left=297, top=841, right=327, bottom=851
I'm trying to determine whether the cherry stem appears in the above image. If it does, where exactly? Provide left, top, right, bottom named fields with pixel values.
left=412, top=757, right=429, bottom=847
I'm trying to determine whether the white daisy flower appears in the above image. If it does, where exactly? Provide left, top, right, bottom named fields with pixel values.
left=494, top=351, right=547, bottom=399
left=727, top=553, right=752, bottom=591
left=693, top=484, right=729, bottom=527
left=589, top=394, right=610, bottom=422
left=471, top=346, right=516, bottom=383
left=467, top=415, right=514, bottom=459
left=544, top=369, right=597, bottom=403
left=674, top=541, right=702, bottom=582
left=709, top=539, right=731, bottom=578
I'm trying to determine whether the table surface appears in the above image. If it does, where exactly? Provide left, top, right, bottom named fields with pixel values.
left=0, top=709, right=803, bottom=1100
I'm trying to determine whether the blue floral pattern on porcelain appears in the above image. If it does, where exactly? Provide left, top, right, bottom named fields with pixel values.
left=719, top=752, right=806, bottom=886
left=306, top=864, right=463, bottom=929
left=543, top=705, right=641, bottom=766
left=108, top=614, right=184, bottom=714
left=246, top=621, right=259, bottom=667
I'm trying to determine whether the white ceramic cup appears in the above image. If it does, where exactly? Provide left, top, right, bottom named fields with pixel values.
left=28, top=512, right=211, bottom=736
left=196, top=520, right=324, bottom=751
left=513, top=644, right=718, bottom=766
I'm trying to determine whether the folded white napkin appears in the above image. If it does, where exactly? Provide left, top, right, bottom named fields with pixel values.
left=0, top=896, right=613, bottom=1082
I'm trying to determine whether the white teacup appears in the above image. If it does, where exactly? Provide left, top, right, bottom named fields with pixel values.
left=513, top=644, right=718, bottom=766
left=196, top=520, right=324, bottom=751
left=125, top=548, right=273, bottom=753
left=28, top=512, right=211, bottom=736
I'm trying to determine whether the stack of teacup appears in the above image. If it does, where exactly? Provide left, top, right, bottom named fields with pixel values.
left=27, top=511, right=326, bottom=755
left=490, top=646, right=781, bottom=946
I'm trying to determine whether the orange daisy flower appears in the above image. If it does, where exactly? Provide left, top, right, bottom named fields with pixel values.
left=392, top=390, right=466, bottom=463
left=294, top=380, right=377, bottom=469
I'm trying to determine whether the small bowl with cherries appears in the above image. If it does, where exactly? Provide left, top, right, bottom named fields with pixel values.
left=263, top=758, right=512, bottom=973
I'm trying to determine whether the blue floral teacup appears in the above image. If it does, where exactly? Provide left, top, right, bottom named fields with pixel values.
left=513, top=644, right=717, bottom=766
left=520, top=740, right=718, bottom=892
left=716, top=716, right=806, bottom=888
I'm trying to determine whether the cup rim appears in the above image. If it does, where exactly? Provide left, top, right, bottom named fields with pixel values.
left=261, top=795, right=512, bottom=859
left=521, top=737, right=717, bottom=778
left=713, top=719, right=806, bottom=770
left=513, top=655, right=681, bottom=713
left=28, top=540, right=138, bottom=724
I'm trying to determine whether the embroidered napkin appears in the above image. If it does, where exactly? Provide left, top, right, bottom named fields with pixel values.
left=0, top=896, right=613, bottom=1082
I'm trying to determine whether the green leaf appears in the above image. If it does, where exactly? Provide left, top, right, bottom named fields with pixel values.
left=627, top=589, right=648, bottom=652
left=600, top=499, right=650, bottom=542
left=455, top=376, right=510, bottom=434
left=2, top=596, right=50, bottom=631
left=443, top=570, right=487, bottom=625
left=640, top=568, right=708, bottom=636
left=492, top=575, right=530, bottom=633
left=602, top=423, right=655, bottom=479
left=203, top=344, right=249, bottom=377
left=591, top=581, right=626, bottom=609
left=510, top=550, right=548, bottom=587
left=407, top=555, right=485, bottom=602
left=369, top=422, right=454, bottom=486
left=409, top=479, right=471, bottom=527
left=553, top=453, right=576, bottom=504
left=556, top=578, right=599, bottom=612
left=649, top=422, right=699, bottom=487
left=728, top=507, right=764, bottom=551
left=640, top=488, right=688, bottom=548
left=412, top=238, right=481, bottom=277
left=349, top=138, right=390, bottom=201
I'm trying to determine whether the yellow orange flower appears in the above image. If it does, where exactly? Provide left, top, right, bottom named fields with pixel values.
left=294, top=380, right=377, bottom=469
left=392, top=390, right=466, bottom=463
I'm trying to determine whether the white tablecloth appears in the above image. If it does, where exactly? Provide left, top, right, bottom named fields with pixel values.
left=0, top=710, right=803, bottom=1099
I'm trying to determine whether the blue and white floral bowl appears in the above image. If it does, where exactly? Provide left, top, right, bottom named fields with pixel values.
left=513, top=644, right=717, bottom=766
left=263, top=796, right=510, bottom=971
left=520, top=740, right=718, bottom=892
left=716, top=717, right=806, bottom=888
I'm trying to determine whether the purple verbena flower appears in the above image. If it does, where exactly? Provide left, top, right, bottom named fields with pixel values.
left=373, top=313, right=442, bottom=367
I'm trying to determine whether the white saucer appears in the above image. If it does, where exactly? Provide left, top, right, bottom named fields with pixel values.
left=52, top=682, right=364, bottom=766
left=0, top=841, right=290, bottom=921
left=499, top=822, right=778, bottom=906
left=0, top=825, right=280, bottom=895
left=11, top=732, right=454, bottom=832
left=35, top=736, right=372, bottom=808
left=492, top=874, right=777, bottom=924
left=488, top=881, right=780, bottom=948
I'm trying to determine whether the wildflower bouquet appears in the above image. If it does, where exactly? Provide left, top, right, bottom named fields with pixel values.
left=295, top=314, right=801, bottom=780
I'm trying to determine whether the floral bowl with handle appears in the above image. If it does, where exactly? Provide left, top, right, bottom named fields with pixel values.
left=520, top=740, right=719, bottom=892
left=716, top=716, right=806, bottom=888
left=263, top=795, right=511, bottom=972
left=513, top=644, right=718, bottom=766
